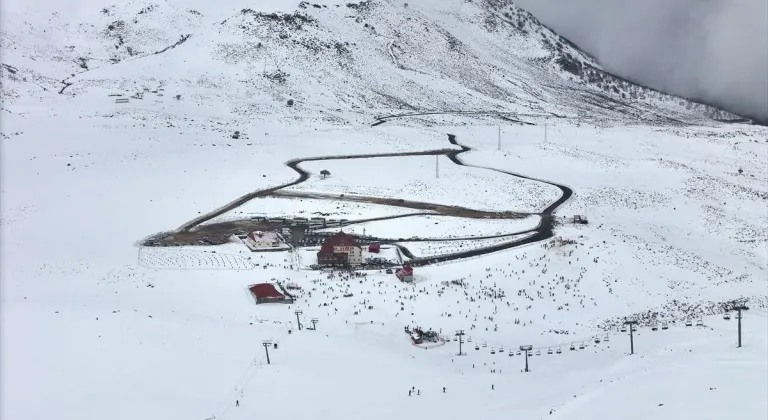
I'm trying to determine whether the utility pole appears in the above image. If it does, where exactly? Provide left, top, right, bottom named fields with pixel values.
left=520, top=345, right=533, bottom=372
left=497, top=125, right=501, bottom=151
left=262, top=340, right=273, bottom=364
left=733, top=305, right=749, bottom=347
left=309, top=318, right=319, bottom=331
left=455, top=330, right=465, bottom=355
left=624, top=320, right=638, bottom=355
left=435, top=155, right=439, bottom=179
left=295, top=310, right=303, bottom=331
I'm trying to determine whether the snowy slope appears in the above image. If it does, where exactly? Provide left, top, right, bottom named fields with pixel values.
left=1, top=0, right=767, bottom=420
left=3, top=105, right=766, bottom=419
left=1, top=0, right=744, bottom=125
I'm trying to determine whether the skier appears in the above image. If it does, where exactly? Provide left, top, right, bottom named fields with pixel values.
left=443, top=387, right=446, bottom=393
left=236, top=400, right=239, bottom=407
left=491, top=384, right=495, bottom=390
left=409, top=390, right=412, bottom=397
left=417, top=390, right=421, bottom=396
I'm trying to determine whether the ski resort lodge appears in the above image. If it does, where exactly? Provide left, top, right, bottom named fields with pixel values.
left=316, top=232, right=363, bottom=266
left=248, top=283, right=293, bottom=304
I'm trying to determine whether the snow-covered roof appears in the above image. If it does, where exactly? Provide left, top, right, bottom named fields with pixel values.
left=248, top=230, right=280, bottom=242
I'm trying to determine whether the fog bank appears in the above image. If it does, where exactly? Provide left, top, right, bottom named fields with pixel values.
left=514, top=0, right=768, bottom=121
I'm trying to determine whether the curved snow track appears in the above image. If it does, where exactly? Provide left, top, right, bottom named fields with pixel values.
left=395, top=134, right=572, bottom=266
left=151, top=133, right=572, bottom=266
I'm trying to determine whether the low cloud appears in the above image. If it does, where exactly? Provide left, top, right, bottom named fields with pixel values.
left=514, top=0, right=768, bottom=122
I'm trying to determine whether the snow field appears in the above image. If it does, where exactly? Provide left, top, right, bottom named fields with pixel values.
left=289, top=154, right=561, bottom=213
left=2, top=0, right=766, bottom=417
left=401, top=233, right=537, bottom=259
left=321, top=214, right=541, bottom=239
left=201, top=196, right=424, bottom=225
left=137, top=245, right=256, bottom=270
left=2, top=114, right=765, bottom=420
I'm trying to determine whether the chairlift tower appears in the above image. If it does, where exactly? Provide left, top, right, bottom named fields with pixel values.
left=309, top=318, right=319, bottom=331
left=262, top=340, right=273, bottom=364
left=623, top=320, right=638, bottom=355
left=295, top=310, right=303, bottom=331
left=520, top=345, right=533, bottom=372
left=732, top=305, right=749, bottom=348
left=455, top=330, right=466, bottom=356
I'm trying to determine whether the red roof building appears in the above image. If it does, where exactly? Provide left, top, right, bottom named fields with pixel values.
left=324, top=231, right=357, bottom=247
left=317, top=243, right=349, bottom=266
left=368, top=243, right=380, bottom=253
left=317, top=232, right=362, bottom=266
left=248, top=283, right=293, bottom=304
left=396, top=264, right=414, bottom=282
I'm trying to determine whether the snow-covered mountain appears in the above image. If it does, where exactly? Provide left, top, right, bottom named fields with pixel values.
left=1, top=0, right=744, bottom=124
left=1, top=1, right=766, bottom=420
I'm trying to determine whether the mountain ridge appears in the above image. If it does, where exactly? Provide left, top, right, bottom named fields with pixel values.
left=0, top=0, right=750, bottom=125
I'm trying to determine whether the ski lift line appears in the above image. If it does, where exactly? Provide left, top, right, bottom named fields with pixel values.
left=210, top=320, right=292, bottom=420
left=467, top=319, right=684, bottom=353
left=464, top=329, right=620, bottom=353
left=464, top=333, right=601, bottom=353
left=461, top=313, right=741, bottom=356
left=211, top=363, right=258, bottom=418
left=212, top=359, right=261, bottom=415
left=213, top=357, right=258, bottom=406
left=214, top=359, right=270, bottom=420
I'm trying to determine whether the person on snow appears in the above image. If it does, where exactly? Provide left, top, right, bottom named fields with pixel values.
left=442, top=387, right=446, bottom=393
left=409, top=390, right=412, bottom=397
left=236, top=400, right=239, bottom=407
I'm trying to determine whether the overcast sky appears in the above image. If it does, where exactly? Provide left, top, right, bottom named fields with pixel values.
left=513, top=0, right=768, bottom=122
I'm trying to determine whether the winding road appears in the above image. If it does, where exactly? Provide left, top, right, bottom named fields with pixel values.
left=147, top=133, right=572, bottom=266
left=394, top=134, right=572, bottom=266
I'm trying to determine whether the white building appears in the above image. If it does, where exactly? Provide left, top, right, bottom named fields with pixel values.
left=247, top=230, right=282, bottom=248
left=344, top=245, right=363, bottom=265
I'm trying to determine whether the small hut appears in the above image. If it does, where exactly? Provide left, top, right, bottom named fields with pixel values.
left=396, top=264, right=414, bottom=283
